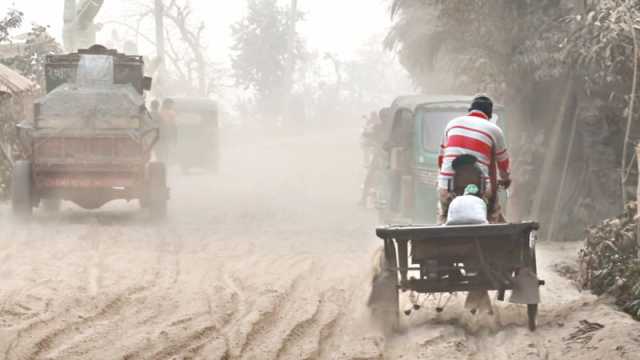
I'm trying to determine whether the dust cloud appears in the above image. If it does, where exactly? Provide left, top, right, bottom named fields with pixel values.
left=1, top=1, right=640, bottom=358
left=0, top=125, right=638, bottom=359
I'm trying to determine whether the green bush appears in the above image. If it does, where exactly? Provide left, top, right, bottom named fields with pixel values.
left=579, top=202, right=640, bottom=319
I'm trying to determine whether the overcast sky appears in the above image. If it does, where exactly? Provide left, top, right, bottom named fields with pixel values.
left=3, top=0, right=393, bottom=63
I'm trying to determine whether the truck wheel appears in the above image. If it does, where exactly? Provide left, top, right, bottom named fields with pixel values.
left=11, top=160, right=33, bottom=218
left=368, top=240, right=399, bottom=332
left=42, top=198, right=62, bottom=213
left=527, top=304, right=538, bottom=331
left=148, top=162, right=168, bottom=219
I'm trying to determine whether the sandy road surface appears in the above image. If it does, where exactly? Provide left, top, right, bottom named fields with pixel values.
left=0, top=128, right=639, bottom=360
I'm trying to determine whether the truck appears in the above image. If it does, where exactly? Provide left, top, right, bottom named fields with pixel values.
left=12, top=45, right=168, bottom=218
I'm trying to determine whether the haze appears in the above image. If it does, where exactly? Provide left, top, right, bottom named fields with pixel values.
left=5, top=0, right=392, bottom=62
left=2, top=1, right=640, bottom=359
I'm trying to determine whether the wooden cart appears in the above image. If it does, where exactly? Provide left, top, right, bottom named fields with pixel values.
left=370, top=222, right=544, bottom=331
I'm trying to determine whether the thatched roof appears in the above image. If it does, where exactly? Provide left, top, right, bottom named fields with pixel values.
left=0, top=63, right=37, bottom=95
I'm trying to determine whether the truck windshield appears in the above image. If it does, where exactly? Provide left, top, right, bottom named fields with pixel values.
left=419, top=110, right=465, bottom=152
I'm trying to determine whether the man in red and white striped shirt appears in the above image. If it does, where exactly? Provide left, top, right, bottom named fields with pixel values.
left=437, top=95, right=511, bottom=223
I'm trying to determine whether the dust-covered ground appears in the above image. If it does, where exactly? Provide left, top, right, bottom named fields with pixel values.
left=0, top=127, right=639, bottom=360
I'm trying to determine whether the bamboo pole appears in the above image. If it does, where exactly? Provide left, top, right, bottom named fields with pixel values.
left=154, top=0, right=166, bottom=96
left=622, top=4, right=638, bottom=207
left=636, top=144, right=640, bottom=256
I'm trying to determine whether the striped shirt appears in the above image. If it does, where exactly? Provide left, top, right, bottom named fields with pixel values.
left=437, top=111, right=510, bottom=189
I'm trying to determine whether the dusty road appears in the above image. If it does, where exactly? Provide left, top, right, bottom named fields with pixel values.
left=0, top=128, right=639, bottom=359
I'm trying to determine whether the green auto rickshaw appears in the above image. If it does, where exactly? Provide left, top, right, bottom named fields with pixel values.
left=378, top=95, right=505, bottom=224
left=172, top=97, right=220, bottom=173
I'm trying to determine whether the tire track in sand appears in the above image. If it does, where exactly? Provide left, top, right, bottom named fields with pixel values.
left=140, top=254, right=262, bottom=360
left=66, top=224, right=186, bottom=359
left=222, top=256, right=315, bottom=359
left=5, top=285, right=148, bottom=360
left=116, top=227, right=235, bottom=360
left=237, top=259, right=349, bottom=360
left=275, top=288, right=346, bottom=360
left=8, top=221, right=181, bottom=360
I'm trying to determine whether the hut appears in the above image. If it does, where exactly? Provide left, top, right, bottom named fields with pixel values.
left=0, top=62, right=38, bottom=124
left=0, top=63, right=37, bottom=177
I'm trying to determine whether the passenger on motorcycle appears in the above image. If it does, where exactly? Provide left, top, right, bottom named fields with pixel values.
left=437, top=95, right=511, bottom=223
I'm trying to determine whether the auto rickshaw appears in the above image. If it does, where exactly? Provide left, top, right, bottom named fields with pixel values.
left=378, top=95, right=505, bottom=224
left=171, top=97, right=219, bottom=173
left=369, top=96, right=542, bottom=332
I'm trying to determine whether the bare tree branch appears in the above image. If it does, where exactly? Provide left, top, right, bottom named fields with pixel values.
left=164, top=27, right=188, bottom=82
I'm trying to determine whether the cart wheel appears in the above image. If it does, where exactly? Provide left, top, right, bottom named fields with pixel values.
left=12, top=160, right=33, bottom=218
left=527, top=304, right=538, bottom=331
left=148, top=162, right=168, bottom=219
left=526, top=244, right=539, bottom=332
left=368, top=241, right=399, bottom=332
left=42, top=198, right=61, bottom=213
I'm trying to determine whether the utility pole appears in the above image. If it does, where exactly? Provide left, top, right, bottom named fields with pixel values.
left=154, top=0, right=166, bottom=95
left=62, top=0, right=104, bottom=52
left=63, top=0, right=77, bottom=51
left=283, top=0, right=298, bottom=126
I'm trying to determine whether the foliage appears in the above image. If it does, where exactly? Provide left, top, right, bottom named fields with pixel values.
left=387, top=0, right=640, bottom=95
left=0, top=8, right=22, bottom=43
left=386, top=0, right=640, bottom=240
left=161, top=0, right=214, bottom=96
left=386, top=0, right=577, bottom=95
left=0, top=24, right=63, bottom=88
left=230, top=0, right=305, bottom=117
left=300, top=35, right=411, bottom=124
left=0, top=9, right=61, bottom=198
left=123, top=0, right=221, bottom=96
left=579, top=202, right=640, bottom=319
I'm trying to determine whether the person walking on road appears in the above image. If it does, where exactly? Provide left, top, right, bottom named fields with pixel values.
left=156, top=98, right=178, bottom=165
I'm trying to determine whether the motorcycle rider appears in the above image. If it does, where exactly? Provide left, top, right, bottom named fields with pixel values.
left=437, top=95, right=511, bottom=223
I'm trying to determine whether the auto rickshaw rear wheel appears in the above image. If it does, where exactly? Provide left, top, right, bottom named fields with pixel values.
left=148, top=162, right=167, bottom=219
left=11, top=160, right=33, bottom=218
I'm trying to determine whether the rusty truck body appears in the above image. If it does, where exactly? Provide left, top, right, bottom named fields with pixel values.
left=12, top=45, right=167, bottom=218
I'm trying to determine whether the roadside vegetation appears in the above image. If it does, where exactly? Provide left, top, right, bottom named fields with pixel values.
left=580, top=202, right=640, bottom=319
left=0, top=9, right=60, bottom=198
left=387, top=0, right=640, bottom=317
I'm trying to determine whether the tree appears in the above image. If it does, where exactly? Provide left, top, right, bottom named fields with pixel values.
left=161, top=0, right=212, bottom=95
left=1, top=25, right=63, bottom=87
left=63, top=0, right=104, bottom=52
left=0, top=8, right=22, bottom=43
left=230, top=0, right=304, bottom=119
left=386, top=0, right=640, bottom=240
left=115, top=0, right=220, bottom=97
